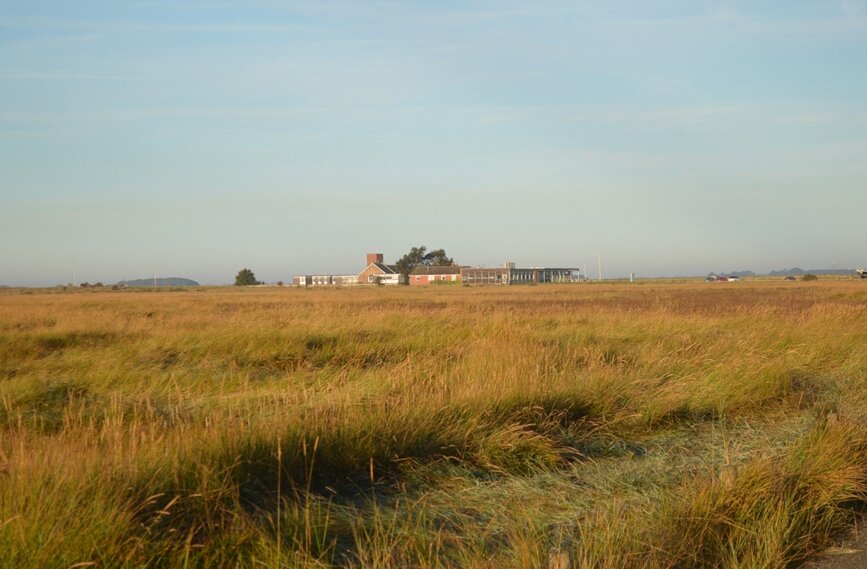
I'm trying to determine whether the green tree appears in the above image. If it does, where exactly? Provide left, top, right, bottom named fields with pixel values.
left=394, top=246, right=456, bottom=285
left=234, top=268, right=260, bottom=286
left=424, top=248, right=454, bottom=266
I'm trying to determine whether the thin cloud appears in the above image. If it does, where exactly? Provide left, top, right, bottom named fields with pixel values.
left=0, top=17, right=307, bottom=35
left=0, top=73, right=157, bottom=81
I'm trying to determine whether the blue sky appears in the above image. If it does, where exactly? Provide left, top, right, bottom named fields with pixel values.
left=2, top=1, right=866, bottom=285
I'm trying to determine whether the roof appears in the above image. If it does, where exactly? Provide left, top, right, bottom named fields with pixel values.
left=370, top=262, right=398, bottom=274
left=410, top=265, right=463, bottom=276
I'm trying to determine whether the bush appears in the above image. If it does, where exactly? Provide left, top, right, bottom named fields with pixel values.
left=802, top=274, right=818, bottom=281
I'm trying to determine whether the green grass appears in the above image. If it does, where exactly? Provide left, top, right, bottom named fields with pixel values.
left=0, top=282, right=865, bottom=567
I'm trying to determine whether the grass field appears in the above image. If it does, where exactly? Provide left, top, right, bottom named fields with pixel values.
left=1, top=281, right=866, bottom=568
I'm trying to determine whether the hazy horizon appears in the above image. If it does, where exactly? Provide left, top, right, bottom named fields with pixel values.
left=2, top=1, right=866, bottom=287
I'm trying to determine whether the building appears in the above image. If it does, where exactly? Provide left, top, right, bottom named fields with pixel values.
left=292, top=274, right=358, bottom=287
left=357, top=253, right=404, bottom=285
left=460, top=267, right=511, bottom=285
left=536, top=267, right=583, bottom=283
left=292, top=254, right=580, bottom=287
left=409, top=265, right=463, bottom=286
left=460, top=264, right=581, bottom=285
left=293, top=253, right=403, bottom=286
left=358, top=253, right=403, bottom=285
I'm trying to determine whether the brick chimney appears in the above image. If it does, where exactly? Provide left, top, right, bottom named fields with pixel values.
left=366, top=253, right=384, bottom=265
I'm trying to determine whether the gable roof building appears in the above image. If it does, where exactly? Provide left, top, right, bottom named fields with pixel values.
left=358, top=253, right=403, bottom=285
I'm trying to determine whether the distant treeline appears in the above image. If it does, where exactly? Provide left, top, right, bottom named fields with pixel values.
left=118, top=277, right=199, bottom=287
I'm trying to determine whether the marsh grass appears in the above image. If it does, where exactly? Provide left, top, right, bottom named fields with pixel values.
left=0, top=282, right=865, bottom=567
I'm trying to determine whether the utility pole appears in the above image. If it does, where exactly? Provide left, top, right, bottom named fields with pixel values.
left=597, top=253, right=603, bottom=282
left=153, top=270, right=157, bottom=288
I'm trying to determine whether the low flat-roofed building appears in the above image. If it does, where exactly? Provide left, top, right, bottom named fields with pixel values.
left=292, top=274, right=359, bottom=286
left=461, top=265, right=581, bottom=285
left=537, top=268, right=582, bottom=283
left=461, top=267, right=510, bottom=285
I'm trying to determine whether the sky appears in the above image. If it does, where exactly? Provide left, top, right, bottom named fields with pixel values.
left=1, top=1, right=866, bottom=286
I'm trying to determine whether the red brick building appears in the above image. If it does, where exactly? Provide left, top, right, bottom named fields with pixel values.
left=358, top=253, right=403, bottom=285
left=409, top=265, right=463, bottom=286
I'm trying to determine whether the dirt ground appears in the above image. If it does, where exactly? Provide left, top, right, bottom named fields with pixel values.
left=802, top=522, right=867, bottom=568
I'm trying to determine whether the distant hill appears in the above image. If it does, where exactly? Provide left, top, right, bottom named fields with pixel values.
left=117, top=277, right=199, bottom=287
left=768, top=268, right=856, bottom=276
left=707, top=268, right=858, bottom=278
left=768, top=267, right=806, bottom=276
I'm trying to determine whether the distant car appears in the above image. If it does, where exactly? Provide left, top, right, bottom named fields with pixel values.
left=784, top=276, right=796, bottom=281
left=727, top=276, right=741, bottom=282
left=705, top=276, right=716, bottom=283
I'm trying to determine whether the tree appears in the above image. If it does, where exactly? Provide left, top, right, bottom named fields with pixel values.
left=394, top=246, right=428, bottom=283
left=234, top=268, right=260, bottom=286
left=394, top=246, right=456, bottom=285
left=424, top=248, right=454, bottom=266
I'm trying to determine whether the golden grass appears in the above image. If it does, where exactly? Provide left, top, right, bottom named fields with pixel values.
left=0, top=282, right=865, bottom=567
